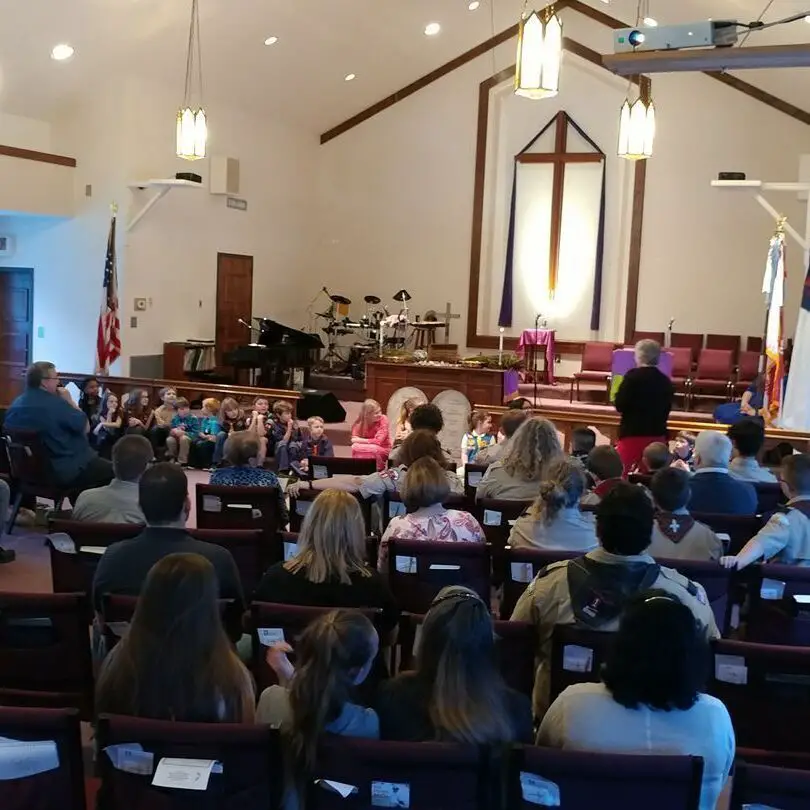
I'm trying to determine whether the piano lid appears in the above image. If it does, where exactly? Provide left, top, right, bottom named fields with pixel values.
left=256, top=318, right=324, bottom=349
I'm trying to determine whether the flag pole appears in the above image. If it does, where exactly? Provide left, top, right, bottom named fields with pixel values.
left=760, top=216, right=785, bottom=377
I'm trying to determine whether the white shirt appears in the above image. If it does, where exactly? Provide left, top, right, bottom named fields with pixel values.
left=729, top=456, right=778, bottom=484
left=538, top=682, right=735, bottom=810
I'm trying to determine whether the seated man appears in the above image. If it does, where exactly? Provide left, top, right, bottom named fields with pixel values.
left=476, top=409, right=528, bottom=466
left=4, top=361, right=113, bottom=493
left=648, top=467, right=723, bottom=561
left=510, top=482, right=719, bottom=717
left=72, top=435, right=153, bottom=524
left=581, top=446, right=624, bottom=507
left=721, top=453, right=810, bottom=569
left=727, top=419, right=777, bottom=484
left=689, top=431, right=757, bottom=515
left=92, top=462, right=244, bottom=614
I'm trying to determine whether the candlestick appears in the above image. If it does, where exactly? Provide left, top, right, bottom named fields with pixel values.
left=498, top=327, right=505, bottom=366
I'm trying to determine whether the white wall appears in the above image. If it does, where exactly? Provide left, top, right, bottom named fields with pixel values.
left=0, top=112, right=53, bottom=152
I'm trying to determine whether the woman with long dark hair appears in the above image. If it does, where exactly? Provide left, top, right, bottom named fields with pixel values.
left=78, top=376, right=103, bottom=430
left=95, top=553, right=254, bottom=722
left=375, top=586, right=532, bottom=743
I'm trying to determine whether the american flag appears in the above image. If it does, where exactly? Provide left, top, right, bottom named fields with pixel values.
left=761, top=231, right=785, bottom=424
left=95, top=214, right=121, bottom=373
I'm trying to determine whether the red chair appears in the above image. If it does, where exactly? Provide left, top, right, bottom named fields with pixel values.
left=472, top=498, right=534, bottom=584
left=632, top=331, right=666, bottom=345
left=549, top=624, right=613, bottom=704
left=289, top=487, right=372, bottom=534
left=688, top=349, right=734, bottom=408
left=690, top=512, right=765, bottom=555
left=708, top=639, right=810, bottom=752
left=706, top=333, right=740, bottom=363
left=754, top=481, right=786, bottom=514
left=0, top=593, right=94, bottom=719
left=736, top=748, right=810, bottom=770
left=657, top=558, right=733, bottom=634
left=464, top=463, right=488, bottom=503
left=188, top=528, right=264, bottom=594
left=735, top=350, right=761, bottom=392
left=670, top=332, right=704, bottom=368
left=95, top=714, right=283, bottom=810
left=386, top=538, right=491, bottom=615
left=669, top=346, right=694, bottom=404
left=502, top=546, right=581, bottom=619
left=508, top=746, right=704, bottom=810
left=730, top=760, right=810, bottom=810
left=570, top=342, right=614, bottom=403
left=307, top=456, right=376, bottom=479
left=0, top=706, right=86, bottom=810
left=747, top=563, right=810, bottom=645
left=747, top=336, right=764, bottom=353
left=308, top=738, right=491, bottom=810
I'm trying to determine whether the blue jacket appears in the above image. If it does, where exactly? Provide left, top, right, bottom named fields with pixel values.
left=4, top=387, right=95, bottom=484
left=689, top=470, right=757, bottom=516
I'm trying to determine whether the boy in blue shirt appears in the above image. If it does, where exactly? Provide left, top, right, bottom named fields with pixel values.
left=166, top=397, right=199, bottom=467
left=193, top=397, right=221, bottom=470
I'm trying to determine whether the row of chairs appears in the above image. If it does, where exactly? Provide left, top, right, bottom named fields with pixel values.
left=11, top=705, right=803, bottom=810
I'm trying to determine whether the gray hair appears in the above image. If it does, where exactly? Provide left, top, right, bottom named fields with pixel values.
left=26, top=361, right=56, bottom=389
left=694, top=431, right=732, bottom=469
left=635, top=340, right=661, bottom=367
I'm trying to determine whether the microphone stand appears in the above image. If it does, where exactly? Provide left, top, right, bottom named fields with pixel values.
left=533, top=313, right=543, bottom=408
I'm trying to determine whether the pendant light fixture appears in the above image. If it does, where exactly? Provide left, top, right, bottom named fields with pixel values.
left=176, top=0, right=207, bottom=161
left=618, top=2, right=655, bottom=160
left=515, top=2, right=563, bottom=99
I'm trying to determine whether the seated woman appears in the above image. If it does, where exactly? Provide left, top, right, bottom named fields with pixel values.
left=253, top=489, right=399, bottom=639
left=123, top=388, right=154, bottom=437
left=508, top=457, right=598, bottom=552
left=210, top=431, right=289, bottom=526
left=476, top=417, right=563, bottom=502
left=378, top=456, right=485, bottom=570
left=95, top=552, right=255, bottom=722
left=351, top=399, right=391, bottom=471
left=538, top=591, right=734, bottom=810
left=714, top=373, right=765, bottom=426
left=257, top=610, right=379, bottom=809
left=375, top=586, right=533, bottom=743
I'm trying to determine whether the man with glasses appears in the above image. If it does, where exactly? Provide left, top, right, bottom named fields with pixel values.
left=5, top=361, right=114, bottom=498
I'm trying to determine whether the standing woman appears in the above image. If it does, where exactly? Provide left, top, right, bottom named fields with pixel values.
left=351, top=399, right=391, bottom=471
left=614, top=340, right=674, bottom=475
left=123, top=388, right=155, bottom=437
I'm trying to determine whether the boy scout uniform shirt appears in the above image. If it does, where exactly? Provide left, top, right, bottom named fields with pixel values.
left=510, top=546, right=720, bottom=718
left=752, top=497, right=810, bottom=565
left=648, top=510, right=724, bottom=562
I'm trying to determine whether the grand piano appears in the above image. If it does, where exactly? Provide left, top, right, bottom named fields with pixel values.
left=224, top=319, right=323, bottom=390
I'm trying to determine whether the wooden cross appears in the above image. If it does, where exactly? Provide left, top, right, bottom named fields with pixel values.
left=440, top=302, right=461, bottom=343
left=516, top=111, right=603, bottom=298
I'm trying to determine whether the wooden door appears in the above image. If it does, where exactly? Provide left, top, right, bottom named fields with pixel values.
left=216, top=253, right=253, bottom=366
left=0, top=268, right=33, bottom=406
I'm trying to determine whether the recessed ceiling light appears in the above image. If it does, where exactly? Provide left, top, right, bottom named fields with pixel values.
left=344, top=73, right=356, bottom=82
left=264, top=36, right=278, bottom=45
left=424, top=22, right=441, bottom=36
left=643, top=17, right=658, bottom=26
left=51, top=44, right=74, bottom=61
left=468, top=1, right=480, bottom=10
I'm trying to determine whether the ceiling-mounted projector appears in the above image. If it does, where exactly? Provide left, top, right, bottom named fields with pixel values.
left=614, top=20, right=739, bottom=53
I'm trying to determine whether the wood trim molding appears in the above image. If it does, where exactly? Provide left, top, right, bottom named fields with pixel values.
left=0, top=145, right=77, bottom=168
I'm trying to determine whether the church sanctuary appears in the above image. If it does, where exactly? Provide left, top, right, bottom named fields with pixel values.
left=4, top=1, right=810, bottom=808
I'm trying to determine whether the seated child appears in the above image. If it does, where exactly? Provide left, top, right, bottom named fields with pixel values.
left=290, top=416, right=335, bottom=478
left=648, top=467, right=723, bottom=561
left=461, top=409, right=496, bottom=466
left=670, top=431, right=696, bottom=472
left=214, top=397, right=248, bottom=467
left=641, top=441, right=671, bottom=474
left=569, top=427, right=596, bottom=465
left=93, top=393, right=123, bottom=458
left=509, top=457, right=598, bottom=552
left=721, top=453, right=810, bottom=569
left=728, top=418, right=777, bottom=483
left=78, top=377, right=103, bottom=431
left=270, top=399, right=303, bottom=473
left=246, top=396, right=271, bottom=467
left=351, top=398, right=391, bottom=471
left=166, top=397, right=199, bottom=467
left=581, top=446, right=625, bottom=506
left=210, top=431, right=289, bottom=525
left=123, top=388, right=154, bottom=436
left=150, top=386, right=177, bottom=455
left=192, top=397, right=221, bottom=469
left=393, top=397, right=421, bottom=448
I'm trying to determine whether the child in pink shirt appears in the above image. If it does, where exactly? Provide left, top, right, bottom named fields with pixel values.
left=351, top=399, right=392, bottom=471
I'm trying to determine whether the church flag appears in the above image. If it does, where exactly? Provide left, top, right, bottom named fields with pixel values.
left=95, top=213, right=121, bottom=374
left=781, top=253, right=810, bottom=429
left=761, top=230, right=785, bottom=424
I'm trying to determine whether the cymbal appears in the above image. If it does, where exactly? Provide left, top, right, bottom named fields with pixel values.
left=392, top=289, right=411, bottom=302
left=364, top=295, right=381, bottom=305
left=330, top=294, right=352, bottom=305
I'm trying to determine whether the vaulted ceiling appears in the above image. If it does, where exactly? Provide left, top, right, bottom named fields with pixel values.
left=2, top=0, right=810, bottom=134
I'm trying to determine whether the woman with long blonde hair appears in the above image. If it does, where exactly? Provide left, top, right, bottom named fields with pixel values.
left=253, top=490, right=398, bottom=634
left=476, top=416, right=563, bottom=501
left=351, top=398, right=391, bottom=470
left=508, top=457, right=598, bottom=551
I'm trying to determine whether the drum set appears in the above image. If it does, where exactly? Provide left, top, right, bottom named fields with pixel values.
left=314, top=288, right=446, bottom=378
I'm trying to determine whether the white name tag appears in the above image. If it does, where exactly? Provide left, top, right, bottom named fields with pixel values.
left=48, top=533, right=76, bottom=554
left=0, top=737, right=59, bottom=781
left=105, top=744, right=154, bottom=776
left=714, top=654, right=748, bottom=685
left=429, top=564, right=460, bottom=571
left=483, top=509, right=502, bottom=526
left=202, top=495, right=222, bottom=513
left=468, top=472, right=483, bottom=487
left=371, top=780, right=410, bottom=808
left=257, top=627, right=285, bottom=647
left=760, top=578, right=786, bottom=600
left=82, top=546, right=106, bottom=556
left=152, top=758, right=219, bottom=791
left=315, top=779, right=358, bottom=798
left=794, top=594, right=810, bottom=605
left=395, top=556, right=417, bottom=574
left=106, top=622, right=130, bottom=639
left=562, top=644, right=593, bottom=673
left=388, top=501, right=407, bottom=518
left=295, top=500, right=311, bottom=516
left=313, top=465, right=329, bottom=480
left=520, top=772, right=561, bottom=806
left=283, top=542, right=297, bottom=561
left=511, top=562, right=533, bottom=584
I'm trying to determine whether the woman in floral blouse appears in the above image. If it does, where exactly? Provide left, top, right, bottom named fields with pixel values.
left=378, top=456, right=485, bottom=570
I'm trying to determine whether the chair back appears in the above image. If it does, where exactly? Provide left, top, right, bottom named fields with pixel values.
left=188, top=528, right=264, bottom=593
left=736, top=748, right=810, bottom=770
left=549, top=624, right=614, bottom=704
left=502, top=546, right=581, bottom=619
left=382, top=490, right=467, bottom=532
left=290, top=487, right=372, bottom=534
left=194, top=484, right=283, bottom=567
left=0, top=706, right=86, bottom=810
left=473, top=498, right=533, bottom=584
left=3, top=430, right=58, bottom=488
left=694, top=348, right=733, bottom=380
left=632, top=331, right=665, bottom=345
left=747, top=563, right=810, bottom=645
left=95, top=714, right=283, bottom=810
left=708, top=639, right=810, bottom=752
left=730, top=760, right=810, bottom=810
left=657, top=558, right=733, bottom=634
left=308, top=456, right=376, bottom=479
left=280, top=531, right=380, bottom=568
left=746, top=336, right=764, bottom=353
left=48, top=519, right=143, bottom=549
left=249, top=602, right=384, bottom=693
left=753, top=481, right=785, bottom=514
left=706, top=333, right=740, bottom=362
left=387, top=538, right=490, bottom=614
left=690, top=512, right=764, bottom=555
left=580, top=342, right=614, bottom=372
left=628, top=472, right=652, bottom=486
left=508, top=746, right=703, bottom=810
left=0, top=593, right=93, bottom=719
left=464, top=463, right=488, bottom=502
left=737, top=350, right=760, bottom=383
left=669, top=346, right=694, bottom=379
left=308, top=737, right=490, bottom=810
left=670, top=333, right=704, bottom=365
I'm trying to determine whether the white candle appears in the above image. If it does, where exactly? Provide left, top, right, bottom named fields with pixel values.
left=498, top=327, right=505, bottom=365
